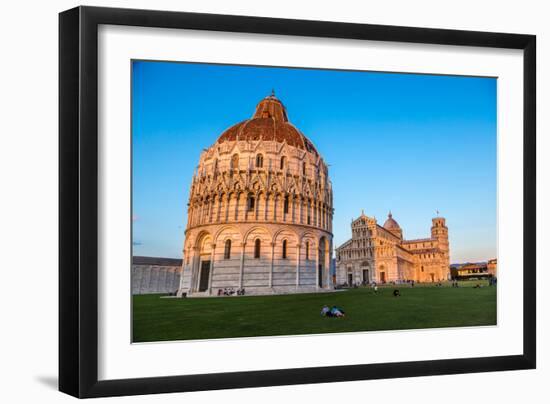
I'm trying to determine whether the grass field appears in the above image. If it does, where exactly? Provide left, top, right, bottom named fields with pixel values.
left=132, top=281, right=497, bottom=342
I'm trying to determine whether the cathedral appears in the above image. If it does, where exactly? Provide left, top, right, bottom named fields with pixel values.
left=336, top=212, right=450, bottom=285
left=178, top=93, right=334, bottom=296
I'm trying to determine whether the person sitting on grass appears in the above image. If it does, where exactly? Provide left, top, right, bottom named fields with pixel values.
left=373, top=284, right=378, bottom=294
left=331, top=306, right=345, bottom=317
left=393, top=289, right=401, bottom=297
left=321, top=305, right=330, bottom=317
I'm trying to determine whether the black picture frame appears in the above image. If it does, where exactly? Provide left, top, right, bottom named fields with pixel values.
left=59, top=5, right=536, bottom=398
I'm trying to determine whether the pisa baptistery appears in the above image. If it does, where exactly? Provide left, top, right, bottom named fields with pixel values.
left=178, top=93, right=334, bottom=296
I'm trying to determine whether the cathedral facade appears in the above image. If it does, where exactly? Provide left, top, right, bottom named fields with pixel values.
left=336, top=212, right=450, bottom=285
left=178, top=93, right=334, bottom=296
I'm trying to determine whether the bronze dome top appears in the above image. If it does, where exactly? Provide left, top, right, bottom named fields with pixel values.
left=215, top=93, right=319, bottom=155
left=383, top=211, right=401, bottom=230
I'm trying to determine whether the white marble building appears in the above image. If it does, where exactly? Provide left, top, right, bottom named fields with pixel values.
left=178, top=93, right=334, bottom=296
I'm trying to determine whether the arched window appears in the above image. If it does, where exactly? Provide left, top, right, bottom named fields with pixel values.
left=283, top=195, right=289, bottom=214
left=256, top=154, right=263, bottom=168
left=224, top=239, right=231, bottom=259
left=302, top=162, right=306, bottom=175
left=231, top=154, right=239, bottom=170
left=247, top=194, right=255, bottom=211
left=254, top=239, right=261, bottom=259
left=280, top=156, right=286, bottom=170
left=282, top=240, right=287, bottom=259
left=305, top=241, right=309, bottom=260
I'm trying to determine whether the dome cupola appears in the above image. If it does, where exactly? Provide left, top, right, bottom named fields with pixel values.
left=383, top=211, right=401, bottom=230
left=215, top=92, right=318, bottom=155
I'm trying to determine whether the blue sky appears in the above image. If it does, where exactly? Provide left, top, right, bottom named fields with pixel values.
left=132, top=60, right=497, bottom=263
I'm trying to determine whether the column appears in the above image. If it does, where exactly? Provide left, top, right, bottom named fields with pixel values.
left=200, top=202, right=205, bottom=225
left=177, top=252, right=186, bottom=296
left=315, top=245, right=320, bottom=290
left=216, top=195, right=222, bottom=222
left=327, top=240, right=333, bottom=289
left=295, top=244, right=301, bottom=289
left=193, top=252, right=201, bottom=292
left=264, top=193, right=269, bottom=221
left=255, top=193, right=260, bottom=221
left=208, top=243, right=216, bottom=295
left=234, top=193, right=240, bottom=221
left=313, top=201, right=317, bottom=227
left=273, top=194, right=278, bottom=221
left=187, top=207, right=193, bottom=227
left=239, top=242, right=246, bottom=288
left=224, top=194, right=230, bottom=222
left=269, top=242, right=275, bottom=288
left=281, top=195, right=286, bottom=222
left=189, top=247, right=199, bottom=293
left=190, top=205, right=196, bottom=227
left=208, top=198, right=214, bottom=223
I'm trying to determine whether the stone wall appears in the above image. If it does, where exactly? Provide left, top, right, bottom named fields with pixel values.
left=132, top=256, right=182, bottom=295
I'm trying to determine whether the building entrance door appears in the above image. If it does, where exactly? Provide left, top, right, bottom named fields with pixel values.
left=198, top=260, right=210, bottom=292
left=347, top=273, right=353, bottom=286
left=380, top=271, right=386, bottom=283
left=318, top=264, right=323, bottom=288
left=430, top=273, right=435, bottom=283
left=362, top=270, right=369, bottom=284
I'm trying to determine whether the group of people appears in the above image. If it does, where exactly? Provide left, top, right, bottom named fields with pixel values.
left=217, top=288, right=246, bottom=296
left=321, top=305, right=346, bottom=318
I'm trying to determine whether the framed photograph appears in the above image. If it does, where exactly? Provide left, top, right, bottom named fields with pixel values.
left=59, top=6, right=536, bottom=398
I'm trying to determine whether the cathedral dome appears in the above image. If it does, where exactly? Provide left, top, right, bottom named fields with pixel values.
left=383, top=212, right=401, bottom=230
left=215, top=93, right=319, bottom=156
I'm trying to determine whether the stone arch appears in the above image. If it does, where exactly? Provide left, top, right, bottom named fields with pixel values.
left=299, top=231, right=318, bottom=249
left=360, top=260, right=371, bottom=284
left=223, top=238, right=232, bottom=260
left=213, top=225, right=242, bottom=245
left=243, top=226, right=271, bottom=261
left=193, top=230, right=213, bottom=250
left=280, top=155, right=287, bottom=170
left=273, top=227, right=300, bottom=245
left=190, top=231, right=214, bottom=293
left=318, top=235, right=330, bottom=288
left=255, top=191, right=265, bottom=220
left=255, top=153, right=264, bottom=168
left=379, top=264, right=387, bottom=283
left=230, top=153, right=239, bottom=169
left=243, top=225, right=273, bottom=244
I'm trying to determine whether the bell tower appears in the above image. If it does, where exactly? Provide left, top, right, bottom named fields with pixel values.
left=431, top=217, right=448, bottom=250
left=431, top=216, right=450, bottom=279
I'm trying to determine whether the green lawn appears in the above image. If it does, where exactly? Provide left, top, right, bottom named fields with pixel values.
left=132, top=281, right=496, bottom=342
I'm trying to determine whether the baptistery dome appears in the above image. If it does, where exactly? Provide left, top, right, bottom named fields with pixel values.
left=216, top=94, right=318, bottom=155
left=178, top=93, right=334, bottom=297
